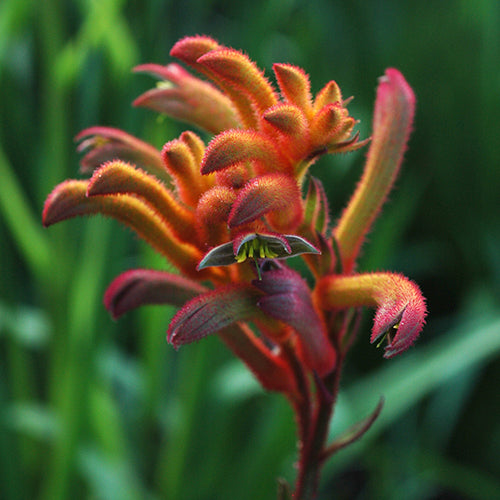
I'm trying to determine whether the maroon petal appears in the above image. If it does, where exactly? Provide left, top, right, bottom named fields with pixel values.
left=254, top=267, right=336, bottom=376
left=104, top=269, right=208, bottom=319
left=167, top=285, right=262, bottom=348
left=75, top=126, right=165, bottom=179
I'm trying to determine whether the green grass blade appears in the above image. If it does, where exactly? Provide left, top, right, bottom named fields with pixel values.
left=0, top=146, right=51, bottom=279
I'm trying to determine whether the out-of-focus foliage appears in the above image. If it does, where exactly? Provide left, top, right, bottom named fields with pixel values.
left=0, top=1, right=499, bottom=499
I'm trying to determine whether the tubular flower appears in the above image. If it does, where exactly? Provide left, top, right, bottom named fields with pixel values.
left=43, top=35, right=427, bottom=497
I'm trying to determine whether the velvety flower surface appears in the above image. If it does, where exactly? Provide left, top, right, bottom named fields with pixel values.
left=43, top=35, right=427, bottom=498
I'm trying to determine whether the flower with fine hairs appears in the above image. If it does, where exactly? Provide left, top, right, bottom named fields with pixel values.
left=43, top=35, right=426, bottom=498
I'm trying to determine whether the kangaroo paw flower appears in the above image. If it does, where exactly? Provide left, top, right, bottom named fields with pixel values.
left=316, top=272, right=427, bottom=358
left=104, top=269, right=208, bottom=319
left=87, top=160, right=196, bottom=243
left=228, top=173, right=303, bottom=231
left=42, top=32, right=429, bottom=497
left=75, top=126, right=166, bottom=181
left=133, top=63, right=241, bottom=134
left=167, top=284, right=263, bottom=347
left=42, top=179, right=206, bottom=279
left=255, top=266, right=336, bottom=376
left=334, top=69, right=415, bottom=273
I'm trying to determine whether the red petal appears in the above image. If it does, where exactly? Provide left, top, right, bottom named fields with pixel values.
left=228, top=173, right=303, bottom=232
left=42, top=180, right=206, bottom=279
left=263, top=103, right=308, bottom=137
left=87, top=161, right=196, bottom=243
left=170, top=36, right=258, bottom=129
left=161, top=135, right=213, bottom=208
left=75, top=126, right=165, bottom=179
left=195, top=185, right=235, bottom=246
left=104, top=269, right=207, bottom=319
left=170, top=35, right=220, bottom=65
left=333, top=69, right=415, bottom=273
left=201, top=130, right=286, bottom=175
left=316, top=272, right=427, bottom=358
left=262, top=104, right=310, bottom=162
left=133, top=63, right=241, bottom=134
left=255, top=267, right=336, bottom=376
left=313, top=80, right=342, bottom=113
left=133, top=62, right=188, bottom=82
left=167, top=285, right=262, bottom=348
left=273, top=63, right=312, bottom=115
left=198, top=48, right=278, bottom=114
left=309, top=103, right=349, bottom=148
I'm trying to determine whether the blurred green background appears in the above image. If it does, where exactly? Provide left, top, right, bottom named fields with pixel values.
left=1, top=1, right=499, bottom=499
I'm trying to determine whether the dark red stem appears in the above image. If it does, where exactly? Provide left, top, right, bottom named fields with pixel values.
left=292, top=309, right=360, bottom=499
left=292, top=356, right=343, bottom=499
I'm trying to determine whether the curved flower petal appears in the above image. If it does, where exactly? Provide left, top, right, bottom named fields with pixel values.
left=198, top=48, right=278, bottom=114
left=254, top=266, right=336, bottom=376
left=170, top=36, right=259, bottom=129
left=167, top=284, right=263, bottom=348
left=262, top=104, right=310, bottom=161
left=201, top=129, right=286, bottom=175
left=104, top=269, right=208, bottom=319
left=273, top=63, right=312, bottom=116
left=334, top=69, right=415, bottom=273
left=161, top=134, right=213, bottom=207
left=75, top=126, right=166, bottom=181
left=42, top=180, right=207, bottom=279
left=309, top=103, right=354, bottom=150
left=133, top=63, right=241, bottom=134
left=228, top=173, right=303, bottom=231
left=263, top=104, right=308, bottom=137
left=316, top=272, right=427, bottom=358
left=313, top=80, right=342, bottom=113
left=87, top=160, right=196, bottom=243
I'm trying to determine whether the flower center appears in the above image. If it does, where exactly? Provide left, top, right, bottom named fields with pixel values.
left=235, top=238, right=279, bottom=263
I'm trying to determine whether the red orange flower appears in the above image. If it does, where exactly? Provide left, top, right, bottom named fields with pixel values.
left=42, top=36, right=426, bottom=497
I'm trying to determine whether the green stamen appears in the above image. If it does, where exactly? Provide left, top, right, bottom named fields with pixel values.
left=376, top=323, right=398, bottom=349
left=234, top=237, right=279, bottom=265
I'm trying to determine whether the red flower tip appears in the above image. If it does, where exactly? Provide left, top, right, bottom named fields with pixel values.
left=197, top=48, right=278, bottom=112
left=263, top=104, right=308, bottom=137
left=273, top=63, right=312, bottom=114
left=371, top=281, right=427, bottom=358
left=170, top=35, right=220, bottom=65
left=42, top=180, right=89, bottom=227
left=74, top=126, right=164, bottom=176
left=316, top=272, right=427, bottom=358
left=201, top=129, right=283, bottom=175
left=104, top=269, right=207, bottom=319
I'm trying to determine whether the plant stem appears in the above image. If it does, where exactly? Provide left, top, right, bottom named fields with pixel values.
left=293, top=356, right=343, bottom=500
left=282, top=341, right=312, bottom=447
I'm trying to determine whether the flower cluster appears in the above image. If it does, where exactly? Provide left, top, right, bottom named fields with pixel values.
left=43, top=36, right=426, bottom=497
